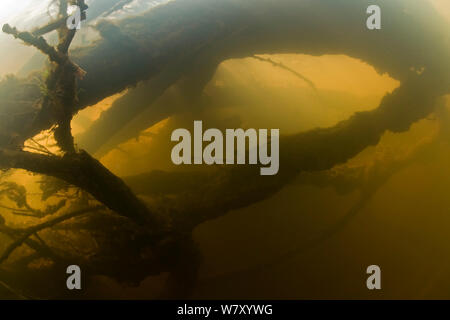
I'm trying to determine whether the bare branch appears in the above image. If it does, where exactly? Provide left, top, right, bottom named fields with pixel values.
left=2, top=24, right=65, bottom=65
left=0, top=205, right=103, bottom=264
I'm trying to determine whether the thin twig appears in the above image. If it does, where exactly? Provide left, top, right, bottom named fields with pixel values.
left=0, top=205, right=103, bottom=264
left=252, top=55, right=318, bottom=92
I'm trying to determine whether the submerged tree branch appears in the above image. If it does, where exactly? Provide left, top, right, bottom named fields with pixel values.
left=0, top=148, right=163, bottom=227
left=0, top=205, right=103, bottom=264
